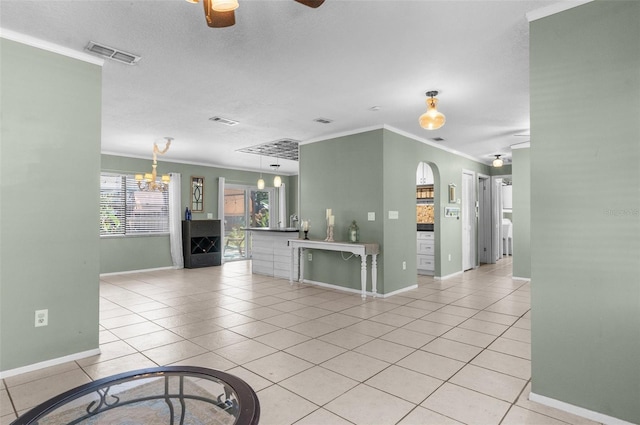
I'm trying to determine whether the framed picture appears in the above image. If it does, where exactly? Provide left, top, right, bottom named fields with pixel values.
left=191, top=176, right=204, bottom=212
left=448, top=183, right=457, bottom=203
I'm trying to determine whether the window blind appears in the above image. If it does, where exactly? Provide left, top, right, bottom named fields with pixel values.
left=100, top=173, right=169, bottom=236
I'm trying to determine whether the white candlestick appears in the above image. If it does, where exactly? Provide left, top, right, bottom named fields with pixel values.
left=326, top=208, right=332, bottom=219
left=329, top=215, right=335, bottom=226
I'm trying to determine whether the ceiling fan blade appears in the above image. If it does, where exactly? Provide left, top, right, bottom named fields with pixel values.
left=293, top=0, right=325, bottom=8
left=203, top=0, right=236, bottom=27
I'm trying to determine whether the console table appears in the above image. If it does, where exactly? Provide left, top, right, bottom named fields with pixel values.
left=288, top=239, right=379, bottom=299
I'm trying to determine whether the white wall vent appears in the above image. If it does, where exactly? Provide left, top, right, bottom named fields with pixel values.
left=85, top=41, right=140, bottom=65
left=209, top=116, right=239, bottom=126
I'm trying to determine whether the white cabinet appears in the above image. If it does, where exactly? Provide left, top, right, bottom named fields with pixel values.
left=417, top=231, right=434, bottom=275
left=249, top=230, right=298, bottom=279
left=416, top=162, right=434, bottom=185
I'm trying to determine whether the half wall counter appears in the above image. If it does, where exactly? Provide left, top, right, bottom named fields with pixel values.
left=243, top=228, right=300, bottom=279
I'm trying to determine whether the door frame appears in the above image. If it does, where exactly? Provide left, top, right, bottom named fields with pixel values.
left=461, top=169, right=476, bottom=271
left=477, top=173, right=492, bottom=264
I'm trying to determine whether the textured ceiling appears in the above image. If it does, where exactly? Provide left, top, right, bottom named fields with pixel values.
left=0, top=0, right=554, bottom=174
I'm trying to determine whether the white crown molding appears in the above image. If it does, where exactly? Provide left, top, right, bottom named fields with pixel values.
left=301, top=124, right=485, bottom=165
left=300, top=125, right=384, bottom=146
left=0, top=28, right=104, bottom=66
left=526, top=0, right=593, bottom=22
left=511, top=142, right=531, bottom=150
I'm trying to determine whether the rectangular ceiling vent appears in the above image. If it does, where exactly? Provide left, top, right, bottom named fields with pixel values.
left=432, top=137, right=445, bottom=142
left=85, top=41, right=141, bottom=65
left=209, top=116, right=239, bottom=126
left=237, top=139, right=300, bottom=161
left=313, top=117, right=333, bottom=124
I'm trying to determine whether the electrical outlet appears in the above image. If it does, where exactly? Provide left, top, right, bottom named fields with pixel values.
left=35, top=309, right=48, bottom=327
left=308, top=253, right=312, bottom=261
left=402, top=261, right=406, bottom=270
left=368, top=212, right=375, bottom=221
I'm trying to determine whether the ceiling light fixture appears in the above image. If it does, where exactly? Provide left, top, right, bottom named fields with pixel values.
left=135, top=138, right=172, bottom=192
left=493, top=155, right=504, bottom=168
left=271, top=159, right=282, bottom=188
left=187, top=0, right=324, bottom=28
left=257, top=155, right=265, bottom=190
left=419, top=90, right=446, bottom=130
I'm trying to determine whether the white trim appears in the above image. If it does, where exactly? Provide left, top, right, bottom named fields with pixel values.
left=100, top=266, right=173, bottom=277
left=300, top=125, right=383, bottom=146
left=300, top=279, right=416, bottom=298
left=0, top=348, right=101, bottom=379
left=299, top=279, right=375, bottom=297
left=435, top=270, right=463, bottom=280
left=512, top=276, right=531, bottom=281
left=384, top=125, right=482, bottom=163
left=0, top=28, right=104, bottom=66
left=526, top=0, right=593, bottom=22
left=511, top=142, right=531, bottom=150
left=380, top=284, right=418, bottom=298
left=529, top=392, right=636, bottom=425
left=300, top=124, right=484, bottom=165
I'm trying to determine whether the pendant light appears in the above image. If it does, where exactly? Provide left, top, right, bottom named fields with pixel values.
left=493, top=155, right=504, bottom=167
left=272, top=155, right=282, bottom=188
left=419, top=90, right=446, bottom=130
left=257, top=155, right=265, bottom=189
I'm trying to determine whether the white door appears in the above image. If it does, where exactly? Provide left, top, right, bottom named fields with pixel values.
left=462, top=171, right=475, bottom=271
left=491, top=177, right=503, bottom=262
left=478, top=175, right=492, bottom=264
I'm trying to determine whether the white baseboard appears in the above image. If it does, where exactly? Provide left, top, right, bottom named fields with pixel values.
left=529, top=392, right=636, bottom=425
left=298, top=279, right=417, bottom=298
left=512, top=276, right=531, bottom=281
left=100, top=266, right=175, bottom=277
left=0, top=348, right=101, bottom=379
left=435, top=270, right=463, bottom=280
left=301, top=279, right=370, bottom=296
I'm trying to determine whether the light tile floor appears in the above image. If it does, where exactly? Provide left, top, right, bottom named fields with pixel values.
left=0, top=258, right=602, bottom=425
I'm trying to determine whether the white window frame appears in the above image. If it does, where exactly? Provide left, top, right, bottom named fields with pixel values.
left=100, top=173, right=170, bottom=237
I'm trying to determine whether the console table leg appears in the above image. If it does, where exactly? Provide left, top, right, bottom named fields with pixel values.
left=360, top=254, right=367, bottom=299
left=372, top=254, right=378, bottom=297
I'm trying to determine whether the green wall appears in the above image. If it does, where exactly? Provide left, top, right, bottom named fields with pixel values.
left=530, top=2, right=640, bottom=423
left=100, top=154, right=297, bottom=273
left=299, top=128, right=491, bottom=294
left=1, top=39, right=102, bottom=371
left=512, top=148, right=530, bottom=279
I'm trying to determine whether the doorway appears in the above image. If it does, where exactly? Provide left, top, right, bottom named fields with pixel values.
left=223, top=185, right=275, bottom=261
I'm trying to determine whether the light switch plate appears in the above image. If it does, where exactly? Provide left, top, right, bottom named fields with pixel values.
left=207, top=213, right=213, bottom=219
left=388, top=211, right=399, bottom=219
left=368, top=212, right=375, bottom=221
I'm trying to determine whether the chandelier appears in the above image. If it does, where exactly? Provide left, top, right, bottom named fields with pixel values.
left=135, top=138, right=172, bottom=192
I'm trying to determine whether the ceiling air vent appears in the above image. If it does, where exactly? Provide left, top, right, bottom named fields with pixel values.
left=209, top=116, right=239, bottom=126
left=85, top=41, right=140, bottom=65
left=432, top=137, right=445, bottom=142
left=313, top=118, right=333, bottom=124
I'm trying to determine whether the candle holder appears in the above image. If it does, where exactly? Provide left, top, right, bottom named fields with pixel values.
left=303, top=230, right=309, bottom=240
left=325, top=224, right=334, bottom=242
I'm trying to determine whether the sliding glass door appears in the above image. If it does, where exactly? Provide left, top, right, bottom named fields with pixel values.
left=223, top=185, right=274, bottom=261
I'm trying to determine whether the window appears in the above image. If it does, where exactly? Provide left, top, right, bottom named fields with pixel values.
left=100, top=173, right=169, bottom=236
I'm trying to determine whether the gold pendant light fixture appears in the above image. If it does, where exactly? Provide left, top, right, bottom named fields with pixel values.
left=135, top=137, right=172, bottom=192
left=419, top=90, right=446, bottom=130
left=257, top=154, right=265, bottom=190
